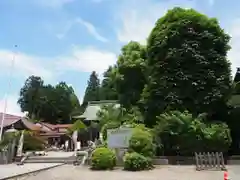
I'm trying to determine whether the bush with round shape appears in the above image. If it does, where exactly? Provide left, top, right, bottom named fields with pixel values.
left=124, top=152, right=153, bottom=171
left=91, top=147, right=116, bottom=170
left=129, top=128, right=155, bottom=157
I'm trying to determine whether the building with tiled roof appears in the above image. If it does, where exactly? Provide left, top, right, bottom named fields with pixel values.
left=0, top=113, right=40, bottom=132
left=73, top=100, right=120, bottom=121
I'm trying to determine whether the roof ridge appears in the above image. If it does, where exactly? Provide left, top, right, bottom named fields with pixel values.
left=0, top=112, right=23, bottom=117
left=88, top=100, right=118, bottom=105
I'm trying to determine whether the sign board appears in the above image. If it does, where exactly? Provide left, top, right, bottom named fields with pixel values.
left=107, top=127, right=133, bottom=148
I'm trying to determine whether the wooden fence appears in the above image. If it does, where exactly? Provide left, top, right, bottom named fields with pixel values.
left=195, top=152, right=226, bottom=171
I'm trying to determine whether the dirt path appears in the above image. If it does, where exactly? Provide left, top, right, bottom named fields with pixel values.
left=13, top=165, right=238, bottom=180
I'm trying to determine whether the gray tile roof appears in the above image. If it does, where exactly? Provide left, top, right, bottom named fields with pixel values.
left=74, top=100, right=120, bottom=121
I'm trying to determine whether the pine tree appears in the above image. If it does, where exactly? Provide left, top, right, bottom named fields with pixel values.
left=83, top=71, right=100, bottom=104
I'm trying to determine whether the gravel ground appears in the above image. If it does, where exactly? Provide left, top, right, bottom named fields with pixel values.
left=11, top=165, right=240, bottom=180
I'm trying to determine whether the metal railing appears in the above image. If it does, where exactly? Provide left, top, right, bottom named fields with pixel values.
left=195, top=152, right=226, bottom=171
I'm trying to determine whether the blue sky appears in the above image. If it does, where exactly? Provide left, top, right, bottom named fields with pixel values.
left=0, top=0, right=239, bottom=115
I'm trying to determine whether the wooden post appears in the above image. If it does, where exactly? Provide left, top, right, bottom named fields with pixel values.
left=195, top=152, right=200, bottom=171
left=207, top=152, right=212, bottom=168
left=202, top=152, right=206, bottom=170
left=199, top=152, right=203, bottom=170
left=216, top=152, right=220, bottom=170
left=219, top=152, right=226, bottom=170
left=212, top=152, right=216, bottom=168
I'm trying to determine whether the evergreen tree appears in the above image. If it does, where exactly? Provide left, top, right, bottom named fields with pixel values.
left=83, top=71, right=101, bottom=105
left=100, top=66, right=118, bottom=101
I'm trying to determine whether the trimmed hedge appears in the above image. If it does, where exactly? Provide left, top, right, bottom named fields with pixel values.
left=91, top=147, right=117, bottom=170
left=129, top=128, right=155, bottom=157
left=124, top=152, right=153, bottom=171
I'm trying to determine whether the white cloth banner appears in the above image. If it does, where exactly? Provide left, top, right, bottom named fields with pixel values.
left=17, top=130, right=24, bottom=156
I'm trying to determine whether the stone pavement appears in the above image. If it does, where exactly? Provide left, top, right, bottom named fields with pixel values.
left=0, top=151, right=75, bottom=179
left=12, top=165, right=240, bottom=180
left=37, top=151, right=74, bottom=158
left=0, top=163, right=64, bottom=180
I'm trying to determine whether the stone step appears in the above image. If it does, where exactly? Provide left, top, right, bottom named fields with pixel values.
left=27, top=156, right=75, bottom=161
left=24, top=159, right=75, bottom=164
left=24, top=156, right=83, bottom=164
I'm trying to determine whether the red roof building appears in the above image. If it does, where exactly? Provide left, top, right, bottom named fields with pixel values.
left=0, top=113, right=40, bottom=131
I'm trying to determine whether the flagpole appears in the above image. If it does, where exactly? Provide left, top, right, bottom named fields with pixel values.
left=0, top=45, right=18, bottom=141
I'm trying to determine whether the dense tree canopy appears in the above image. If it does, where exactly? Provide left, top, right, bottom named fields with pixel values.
left=18, top=76, right=80, bottom=124
left=18, top=76, right=44, bottom=119
left=116, top=41, right=147, bottom=109
left=100, top=66, right=118, bottom=101
left=83, top=71, right=101, bottom=105
left=141, top=7, right=232, bottom=127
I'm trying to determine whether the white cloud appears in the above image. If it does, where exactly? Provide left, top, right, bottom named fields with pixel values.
left=33, top=0, right=75, bottom=8
left=0, top=45, right=115, bottom=116
left=0, top=95, right=24, bottom=116
left=208, top=0, right=215, bottom=6
left=116, top=0, right=195, bottom=44
left=0, top=45, right=115, bottom=81
left=56, top=18, right=108, bottom=42
left=76, top=18, right=108, bottom=42
left=57, top=46, right=116, bottom=74
left=0, top=50, right=54, bottom=81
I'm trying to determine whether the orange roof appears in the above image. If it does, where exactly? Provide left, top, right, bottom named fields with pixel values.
left=40, top=132, right=66, bottom=137
left=38, top=122, right=72, bottom=129
left=40, top=122, right=55, bottom=130
left=52, top=124, right=72, bottom=128
left=21, top=118, right=41, bottom=131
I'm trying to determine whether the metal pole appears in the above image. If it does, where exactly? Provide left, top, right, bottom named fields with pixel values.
left=0, top=45, right=18, bottom=141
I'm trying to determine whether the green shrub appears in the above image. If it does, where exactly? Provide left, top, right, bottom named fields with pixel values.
left=129, top=128, right=155, bottom=157
left=154, top=111, right=232, bottom=155
left=23, top=132, right=46, bottom=151
left=124, top=152, right=153, bottom=171
left=91, top=147, right=117, bottom=170
left=96, top=140, right=108, bottom=148
left=0, top=132, right=19, bottom=150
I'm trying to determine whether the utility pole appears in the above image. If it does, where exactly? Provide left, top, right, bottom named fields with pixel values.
left=0, top=45, right=18, bottom=141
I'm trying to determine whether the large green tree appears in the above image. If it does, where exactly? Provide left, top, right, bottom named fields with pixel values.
left=142, top=7, right=232, bottom=127
left=18, top=76, right=44, bottom=119
left=116, top=41, right=147, bottom=109
left=100, top=66, right=118, bottom=101
left=18, top=77, right=80, bottom=124
left=83, top=71, right=100, bottom=105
